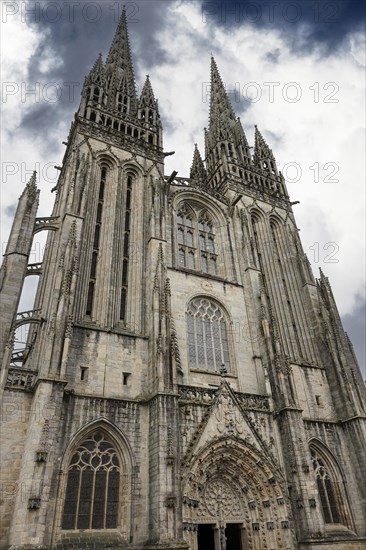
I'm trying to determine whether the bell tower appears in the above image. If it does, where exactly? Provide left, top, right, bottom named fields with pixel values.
left=0, top=9, right=181, bottom=549
left=1, top=10, right=365, bottom=550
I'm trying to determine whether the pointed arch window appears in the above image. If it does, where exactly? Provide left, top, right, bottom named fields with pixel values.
left=117, top=93, right=128, bottom=114
left=198, top=213, right=217, bottom=275
left=93, top=87, right=100, bottom=103
left=176, top=206, right=217, bottom=275
left=187, top=297, right=230, bottom=372
left=62, top=432, right=120, bottom=530
left=177, top=207, right=196, bottom=270
left=310, top=445, right=350, bottom=526
left=120, top=175, right=132, bottom=321
left=86, top=167, right=106, bottom=316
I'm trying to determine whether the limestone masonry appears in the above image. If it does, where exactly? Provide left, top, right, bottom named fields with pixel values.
left=1, top=9, right=365, bottom=550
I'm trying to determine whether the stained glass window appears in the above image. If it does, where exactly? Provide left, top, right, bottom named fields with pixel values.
left=177, top=207, right=196, bottom=269
left=176, top=206, right=217, bottom=274
left=187, top=297, right=230, bottom=372
left=62, top=432, right=120, bottom=530
left=198, top=213, right=216, bottom=275
left=310, top=447, right=342, bottom=524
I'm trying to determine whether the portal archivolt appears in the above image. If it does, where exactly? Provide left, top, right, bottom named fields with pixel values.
left=182, top=437, right=295, bottom=550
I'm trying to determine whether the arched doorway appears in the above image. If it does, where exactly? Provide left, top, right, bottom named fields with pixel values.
left=195, top=477, right=248, bottom=550
left=182, top=437, right=295, bottom=550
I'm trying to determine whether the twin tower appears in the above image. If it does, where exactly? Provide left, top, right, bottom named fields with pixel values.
left=1, top=9, right=365, bottom=550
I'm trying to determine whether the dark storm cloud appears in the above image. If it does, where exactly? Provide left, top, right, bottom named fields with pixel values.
left=22, top=0, right=178, bottom=83
left=11, top=0, right=181, bottom=150
left=341, top=295, right=366, bottom=376
left=13, top=0, right=221, bottom=159
left=201, top=0, right=365, bottom=54
left=19, top=102, right=71, bottom=156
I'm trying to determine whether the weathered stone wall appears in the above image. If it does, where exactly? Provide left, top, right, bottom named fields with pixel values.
left=0, top=391, right=33, bottom=548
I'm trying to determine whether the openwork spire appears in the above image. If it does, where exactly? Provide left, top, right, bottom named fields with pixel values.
left=253, top=125, right=275, bottom=162
left=85, top=53, right=105, bottom=86
left=253, top=125, right=279, bottom=175
left=139, top=75, right=156, bottom=108
left=209, top=56, right=237, bottom=133
left=105, top=7, right=137, bottom=113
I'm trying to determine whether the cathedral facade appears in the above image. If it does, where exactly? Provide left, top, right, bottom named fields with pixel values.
left=1, top=10, right=365, bottom=550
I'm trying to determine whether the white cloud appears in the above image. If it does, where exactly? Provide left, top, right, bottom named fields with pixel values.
left=149, top=2, right=365, bottom=316
left=1, top=1, right=364, bottom=342
left=349, top=30, right=366, bottom=68
left=1, top=11, right=65, bottom=258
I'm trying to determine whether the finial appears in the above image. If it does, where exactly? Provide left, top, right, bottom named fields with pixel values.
left=23, top=170, right=38, bottom=200
left=27, top=171, right=37, bottom=185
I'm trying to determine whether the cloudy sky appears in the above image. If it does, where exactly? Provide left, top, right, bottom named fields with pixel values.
left=1, top=0, right=365, bottom=374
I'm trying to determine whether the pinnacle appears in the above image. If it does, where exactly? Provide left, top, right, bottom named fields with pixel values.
left=27, top=171, right=37, bottom=187
left=94, top=53, right=103, bottom=68
left=139, top=75, right=156, bottom=107
left=190, top=144, right=206, bottom=180
left=319, top=267, right=327, bottom=280
left=22, top=170, right=38, bottom=201
left=89, top=53, right=104, bottom=77
left=253, top=125, right=274, bottom=161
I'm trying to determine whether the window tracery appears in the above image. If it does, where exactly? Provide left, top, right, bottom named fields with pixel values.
left=177, top=205, right=217, bottom=275
left=187, top=297, right=230, bottom=372
left=198, top=213, right=216, bottom=275
left=62, top=432, right=120, bottom=530
left=177, top=207, right=196, bottom=270
left=310, top=446, right=347, bottom=525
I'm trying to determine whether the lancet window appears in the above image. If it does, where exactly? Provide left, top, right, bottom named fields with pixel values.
left=310, top=445, right=349, bottom=526
left=177, top=207, right=195, bottom=270
left=86, top=167, right=106, bottom=316
left=198, top=213, right=216, bottom=275
left=120, top=175, right=132, bottom=321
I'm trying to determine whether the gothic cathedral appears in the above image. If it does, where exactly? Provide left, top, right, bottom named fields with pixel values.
left=1, top=9, right=365, bottom=550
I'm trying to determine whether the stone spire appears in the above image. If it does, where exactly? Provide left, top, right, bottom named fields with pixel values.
left=253, top=125, right=278, bottom=174
left=209, top=56, right=237, bottom=134
left=190, top=144, right=206, bottom=183
left=204, top=57, right=252, bottom=193
left=104, top=6, right=138, bottom=114
left=0, top=171, right=40, bottom=374
left=139, top=75, right=157, bottom=108
left=23, top=170, right=38, bottom=203
left=85, top=53, right=105, bottom=86
left=138, top=75, right=162, bottom=145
